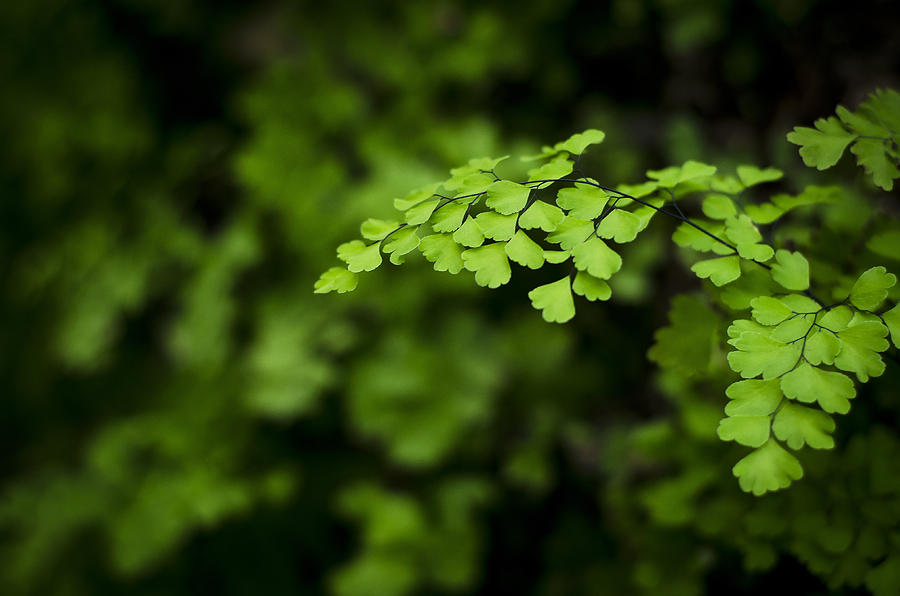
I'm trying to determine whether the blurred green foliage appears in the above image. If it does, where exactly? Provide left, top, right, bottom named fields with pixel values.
left=1, top=0, right=899, bottom=595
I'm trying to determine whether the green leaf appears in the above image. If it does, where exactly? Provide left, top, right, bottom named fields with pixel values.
left=547, top=217, right=594, bottom=250
left=883, top=303, right=900, bottom=349
left=648, top=295, right=720, bottom=376
left=556, top=184, right=609, bottom=219
left=485, top=180, right=531, bottom=215
left=732, top=439, right=803, bottom=496
left=504, top=230, right=545, bottom=269
left=867, top=231, right=900, bottom=261
left=772, top=401, right=835, bottom=450
left=393, top=183, right=440, bottom=211
left=850, top=138, right=898, bottom=190
left=849, top=266, right=897, bottom=310
left=475, top=211, right=517, bottom=241
left=691, top=256, right=741, bottom=287
left=419, top=234, right=465, bottom=274
left=677, top=160, right=717, bottom=184
left=572, top=236, right=622, bottom=280
left=770, top=185, right=841, bottom=210
left=337, top=240, right=383, bottom=273
left=360, top=219, right=400, bottom=241
left=725, top=379, right=782, bottom=416
left=724, top=216, right=773, bottom=263
left=595, top=210, right=641, bottom=243
left=804, top=329, right=842, bottom=365
left=405, top=198, right=440, bottom=225
left=787, top=116, right=857, bottom=170
left=382, top=227, right=420, bottom=265
left=646, top=166, right=681, bottom=188
left=779, top=294, right=820, bottom=313
left=836, top=104, right=892, bottom=137
left=770, top=316, right=812, bottom=342
left=572, top=271, right=611, bottom=301
left=452, top=218, right=485, bottom=248
left=833, top=317, right=889, bottom=382
left=431, top=201, right=468, bottom=232
left=744, top=203, right=785, bottom=225
left=724, top=214, right=761, bottom=245
left=527, top=154, right=572, bottom=182
left=672, top=221, right=733, bottom=255
left=711, top=176, right=743, bottom=194
left=461, top=243, right=512, bottom=288
left=771, top=250, right=810, bottom=291
left=780, top=362, right=856, bottom=414
left=528, top=277, right=576, bottom=323
left=616, top=181, right=659, bottom=198
left=553, top=129, right=606, bottom=155
left=314, top=267, right=359, bottom=294
left=467, top=155, right=509, bottom=171
left=445, top=172, right=493, bottom=194
left=717, top=415, right=771, bottom=448
left=543, top=250, right=570, bottom=264
left=519, top=201, right=566, bottom=232
left=737, top=165, right=784, bottom=188
left=702, top=194, right=737, bottom=219
left=727, top=332, right=801, bottom=379
left=749, top=296, right=794, bottom=325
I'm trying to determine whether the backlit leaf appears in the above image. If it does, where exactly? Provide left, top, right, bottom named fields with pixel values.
left=849, top=266, right=897, bottom=310
left=504, top=230, right=545, bottom=269
left=461, top=243, right=511, bottom=288
left=732, top=439, right=803, bottom=496
left=528, top=277, right=576, bottom=323
left=771, top=250, right=810, bottom=291
left=314, top=267, right=359, bottom=294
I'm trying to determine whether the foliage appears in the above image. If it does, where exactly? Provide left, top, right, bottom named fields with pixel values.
left=319, top=95, right=899, bottom=504
left=4, top=1, right=900, bottom=595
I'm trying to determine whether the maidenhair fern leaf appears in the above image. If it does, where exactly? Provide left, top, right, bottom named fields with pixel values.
left=337, top=240, right=383, bottom=273
left=691, top=256, right=741, bottom=286
left=452, top=218, right=485, bottom=248
left=572, top=236, right=622, bottom=280
left=883, top=304, right=900, bottom=348
left=547, top=217, right=594, bottom=250
left=736, top=165, right=783, bottom=188
left=572, top=271, right=611, bottom=301
left=518, top=201, right=565, bottom=232
left=475, top=211, right=517, bottom=241
left=360, top=218, right=400, bottom=241
left=724, top=379, right=782, bottom=416
left=504, top=230, right=545, bottom=269
left=849, top=266, right=897, bottom=311
left=833, top=317, right=889, bottom=382
left=787, top=116, right=857, bottom=170
left=556, top=184, right=609, bottom=219
left=314, top=267, right=359, bottom=294
left=732, top=439, right=804, bottom=496
left=419, top=234, right=465, bottom=274
left=461, top=242, right=511, bottom=288
left=771, top=401, right=836, bottom=450
left=771, top=250, right=810, bottom=291
left=485, top=180, right=531, bottom=215
left=382, top=227, right=420, bottom=265
left=528, top=277, right=576, bottom=323
left=716, top=415, right=771, bottom=448
left=595, top=209, right=641, bottom=243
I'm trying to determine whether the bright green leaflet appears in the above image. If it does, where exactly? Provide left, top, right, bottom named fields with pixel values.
left=770, top=250, right=809, bottom=291
left=461, top=242, right=511, bottom=288
left=528, top=277, right=576, bottom=323
left=849, top=266, right=897, bottom=311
